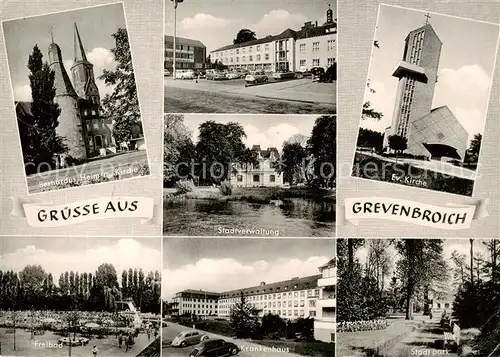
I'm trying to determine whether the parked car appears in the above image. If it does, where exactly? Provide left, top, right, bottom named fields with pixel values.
left=272, top=71, right=296, bottom=80
left=198, top=70, right=207, bottom=79
left=189, top=339, right=240, bottom=357
left=245, top=74, right=268, bottom=86
left=207, top=71, right=227, bottom=80
left=175, top=69, right=197, bottom=80
left=318, top=63, right=337, bottom=83
left=171, top=331, right=209, bottom=347
left=164, top=69, right=171, bottom=76
left=226, top=72, right=240, bottom=79
left=310, top=67, right=325, bottom=82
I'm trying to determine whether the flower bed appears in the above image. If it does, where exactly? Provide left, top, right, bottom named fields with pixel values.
left=337, top=319, right=391, bottom=332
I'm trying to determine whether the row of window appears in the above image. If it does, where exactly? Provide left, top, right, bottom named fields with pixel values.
left=236, top=174, right=276, bottom=183
left=299, top=58, right=336, bottom=68
left=219, top=289, right=320, bottom=303
left=86, top=119, right=106, bottom=131
left=214, top=38, right=335, bottom=60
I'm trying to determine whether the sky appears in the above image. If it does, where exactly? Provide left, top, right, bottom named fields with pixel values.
left=163, top=238, right=334, bottom=300
left=2, top=2, right=127, bottom=102
left=360, top=4, right=499, bottom=143
left=355, top=238, right=491, bottom=283
left=165, top=0, right=336, bottom=53
left=183, top=114, right=319, bottom=151
left=0, top=237, right=161, bottom=282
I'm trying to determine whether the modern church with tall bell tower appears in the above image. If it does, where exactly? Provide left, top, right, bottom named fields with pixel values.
left=46, top=22, right=114, bottom=161
left=383, top=15, right=469, bottom=161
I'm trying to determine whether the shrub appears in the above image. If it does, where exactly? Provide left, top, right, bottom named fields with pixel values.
left=336, top=319, right=391, bottom=332
left=175, top=179, right=195, bottom=194
left=220, top=181, right=233, bottom=196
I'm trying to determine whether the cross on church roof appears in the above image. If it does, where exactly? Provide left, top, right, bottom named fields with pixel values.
left=424, top=12, right=431, bottom=25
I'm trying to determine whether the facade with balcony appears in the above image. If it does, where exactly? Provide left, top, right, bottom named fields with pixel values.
left=164, top=35, right=206, bottom=71
left=314, top=258, right=336, bottom=343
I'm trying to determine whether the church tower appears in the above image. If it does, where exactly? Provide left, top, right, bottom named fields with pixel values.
left=48, top=35, right=87, bottom=160
left=389, top=16, right=442, bottom=139
left=70, top=22, right=100, bottom=105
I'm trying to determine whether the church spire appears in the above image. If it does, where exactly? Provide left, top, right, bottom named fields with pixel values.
left=73, top=21, right=88, bottom=62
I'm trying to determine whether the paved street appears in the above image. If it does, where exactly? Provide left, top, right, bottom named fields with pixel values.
left=164, top=77, right=336, bottom=114
left=162, top=322, right=303, bottom=357
left=26, top=151, right=149, bottom=194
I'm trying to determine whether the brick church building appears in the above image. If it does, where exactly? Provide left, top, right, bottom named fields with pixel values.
left=16, top=22, right=115, bottom=163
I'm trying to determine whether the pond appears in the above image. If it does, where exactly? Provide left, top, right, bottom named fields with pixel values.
left=163, top=198, right=335, bottom=237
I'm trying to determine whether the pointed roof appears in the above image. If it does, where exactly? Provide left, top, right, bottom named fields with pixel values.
left=73, top=22, right=88, bottom=62
left=48, top=42, right=77, bottom=97
left=405, top=23, right=442, bottom=44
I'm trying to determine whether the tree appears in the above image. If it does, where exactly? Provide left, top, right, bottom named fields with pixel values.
left=95, top=263, right=118, bottom=289
left=21, top=44, right=66, bottom=174
left=230, top=292, right=260, bottom=338
left=395, top=239, right=447, bottom=320
left=233, top=29, right=257, bottom=44
left=388, top=135, right=407, bottom=156
left=164, top=114, right=196, bottom=186
left=279, top=142, right=309, bottom=185
left=195, top=121, right=246, bottom=185
left=465, top=133, right=482, bottom=163
left=361, top=41, right=383, bottom=121
left=307, top=115, right=336, bottom=188
left=357, top=128, right=384, bottom=152
left=99, top=28, right=142, bottom=145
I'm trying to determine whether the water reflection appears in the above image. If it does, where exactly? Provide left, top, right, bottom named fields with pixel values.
left=163, top=198, right=335, bottom=237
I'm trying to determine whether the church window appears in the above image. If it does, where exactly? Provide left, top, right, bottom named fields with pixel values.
left=93, top=120, right=98, bottom=129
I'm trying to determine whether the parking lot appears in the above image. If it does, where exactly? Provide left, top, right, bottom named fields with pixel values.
left=164, top=76, right=336, bottom=114
left=162, top=322, right=303, bottom=357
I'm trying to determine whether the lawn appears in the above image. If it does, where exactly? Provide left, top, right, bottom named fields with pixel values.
left=352, top=152, right=474, bottom=196
left=164, top=87, right=335, bottom=114
left=336, top=319, right=418, bottom=357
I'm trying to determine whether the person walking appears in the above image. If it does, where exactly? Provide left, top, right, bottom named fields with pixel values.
left=118, top=334, right=123, bottom=348
left=147, top=328, right=150, bottom=341
left=92, top=345, right=98, bottom=357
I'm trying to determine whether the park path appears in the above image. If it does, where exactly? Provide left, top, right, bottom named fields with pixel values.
left=386, top=316, right=457, bottom=357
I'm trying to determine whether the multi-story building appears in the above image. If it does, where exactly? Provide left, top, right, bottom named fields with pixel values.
left=164, top=35, right=206, bottom=71
left=384, top=17, right=468, bottom=161
left=217, top=275, right=322, bottom=320
left=172, top=289, right=219, bottom=317
left=314, top=258, right=336, bottom=343
left=210, top=6, right=336, bottom=73
left=230, top=145, right=284, bottom=187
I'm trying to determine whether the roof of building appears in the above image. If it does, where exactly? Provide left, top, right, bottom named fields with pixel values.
left=251, top=145, right=279, bottom=159
left=211, top=22, right=336, bottom=53
left=177, top=289, right=221, bottom=297
left=318, top=258, right=335, bottom=270
left=219, top=274, right=322, bottom=299
left=48, top=42, right=78, bottom=97
left=165, top=35, right=206, bottom=48
left=405, top=23, right=442, bottom=44
left=73, top=22, right=88, bottom=62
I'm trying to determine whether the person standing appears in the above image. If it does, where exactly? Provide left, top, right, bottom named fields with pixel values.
left=92, top=345, right=98, bottom=357
left=147, top=328, right=150, bottom=341
left=118, top=334, right=123, bottom=348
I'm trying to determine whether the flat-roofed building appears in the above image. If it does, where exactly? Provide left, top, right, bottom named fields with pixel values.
left=314, top=258, right=336, bottom=343
left=165, top=35, right=206, bottom=71
left=172, top=289, right=220, bottom=317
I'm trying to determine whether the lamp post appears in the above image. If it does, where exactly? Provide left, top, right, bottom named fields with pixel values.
left=171, top=0, right=184, bottom=80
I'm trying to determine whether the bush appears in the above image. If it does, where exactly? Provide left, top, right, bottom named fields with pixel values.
left=220, top=181, right=232, bottom=196
left=336, top=319, right=391, bottom=332
left=175, top=179, right=195, bottom=194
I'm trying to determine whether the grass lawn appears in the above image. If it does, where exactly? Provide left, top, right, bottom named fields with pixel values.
left=164, top=87, right=335, bottom=114
left=337, top=319, right=419, bottom=357
left=352, top=152, right=474, bottom=196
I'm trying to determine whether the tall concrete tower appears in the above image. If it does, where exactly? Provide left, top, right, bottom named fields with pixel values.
left=70, top=22, right=100, bottom=105
left=390, top=17, right=442, bottom=139
left=48, top=36, right=87, bottom=160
